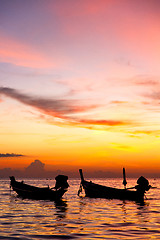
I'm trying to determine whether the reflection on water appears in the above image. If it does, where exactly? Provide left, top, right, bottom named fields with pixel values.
left=0, top=178, right=159, bottom=239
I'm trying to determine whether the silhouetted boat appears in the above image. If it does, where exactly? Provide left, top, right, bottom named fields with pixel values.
left=78, top=169, right=151, bottom=202
left=10, top=175, right=69, bottom=201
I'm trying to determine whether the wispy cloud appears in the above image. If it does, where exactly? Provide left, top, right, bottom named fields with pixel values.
left=135, top=79, right=159, bottom=86
left=0, top=87, right=95, bottom=117
left=145, top=91, right=160, bottom=100
left=133, top=75, right=160, bottom=86
left=110, top=101, right=128, bottom=105
left=78, top=119, right=128, bottom=126
left=0, top=32, right=54, bottom=69
left=0, top=87, right=131, bottom=129
left=132, top=130, right=160, bottom=136
left=0, top=153, right=24, bottom=158
left=110, top=143, right=132, bottom=150
left=0, top=87, right=72, bottom=117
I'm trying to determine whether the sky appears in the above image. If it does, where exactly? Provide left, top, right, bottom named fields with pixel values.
left=0, top=0, right=160, bottom=177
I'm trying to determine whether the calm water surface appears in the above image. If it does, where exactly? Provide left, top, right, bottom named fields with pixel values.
left=0, top=178, right=159, bottom=239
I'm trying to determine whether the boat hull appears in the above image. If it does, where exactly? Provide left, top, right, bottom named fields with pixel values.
left=82, top=180, right=144, bottom=202
left=10, top=178, right=67, bottom=201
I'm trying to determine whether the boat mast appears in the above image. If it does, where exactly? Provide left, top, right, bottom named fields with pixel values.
left=79, top=169, right=84, bottom=182
left=123, top=168, right=127, bottom=189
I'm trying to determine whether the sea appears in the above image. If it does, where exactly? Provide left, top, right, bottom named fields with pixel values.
left=0, top=177, right=160, bottom=240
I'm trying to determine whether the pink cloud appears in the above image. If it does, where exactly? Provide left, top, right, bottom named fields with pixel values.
left=50, top=0, right=112, bottom=18
left=112, top=2, right=160, bottom=69
left=46, top=0, right=114, bottom=46
left=0, top=32, right=57, bottom=69
left=51, top=0, right=160, bottom=71
left=134, top=77, right=159, bottom=86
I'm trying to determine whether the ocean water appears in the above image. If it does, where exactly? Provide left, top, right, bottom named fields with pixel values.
left=0, top=177, right=160, bottom=240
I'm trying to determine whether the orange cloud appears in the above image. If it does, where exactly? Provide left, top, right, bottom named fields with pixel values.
left=132, top=130, right=160, bottom=136
left=110, top=101, right=128, bottom=105
left=79, top=119, right=128, bottom=126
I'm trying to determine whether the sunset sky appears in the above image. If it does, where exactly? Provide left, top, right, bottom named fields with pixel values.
left=0, top=0, right=160, bottom=177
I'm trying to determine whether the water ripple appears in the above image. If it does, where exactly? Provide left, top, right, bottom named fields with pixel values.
left=0, top=178, right=159, bottom=239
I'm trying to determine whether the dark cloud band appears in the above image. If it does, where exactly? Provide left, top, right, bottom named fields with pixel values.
left=0, top=86, right=130, bottom=128
left=0, top=153, right=24, bottom=157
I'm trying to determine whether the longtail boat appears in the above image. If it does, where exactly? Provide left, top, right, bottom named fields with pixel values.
left=10, top=175, right=69, bottom=201
left=78, top=169, right=151, bottom=203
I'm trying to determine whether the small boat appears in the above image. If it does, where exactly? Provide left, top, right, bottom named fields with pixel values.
left=78, top=169, right=151, bottom=203
left=10, top=175, right=69, bottom=201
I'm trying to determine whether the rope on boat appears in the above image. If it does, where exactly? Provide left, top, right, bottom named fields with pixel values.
left=78, top=183, right=83, bottom=196
left=144, top=192, right=148, bottom=200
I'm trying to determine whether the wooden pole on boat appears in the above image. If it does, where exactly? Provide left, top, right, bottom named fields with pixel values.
left=123, top=168, right=127, bottom=189
left=79, top=169, right=84, bottom=182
